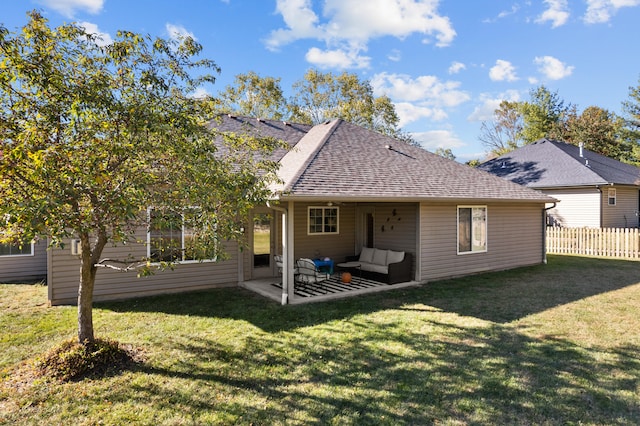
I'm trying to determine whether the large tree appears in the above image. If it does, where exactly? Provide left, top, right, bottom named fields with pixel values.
left=216, top=71, right=288, bottom=120
left=289, top=69, right=404, bottom=138
left=478, top=100, right=524, bottom=156
left=0, top=12, right=279, bottom=344
left=564, top=106, right=628, bottom=161
left=621, top=76, right=640, bottom=163
left=519, top=85, right=572, bottom=143
left=479, top=86, right=631, bottom=162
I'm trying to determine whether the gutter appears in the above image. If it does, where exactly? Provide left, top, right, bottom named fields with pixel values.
left=543, top=202, right=557, bottom=264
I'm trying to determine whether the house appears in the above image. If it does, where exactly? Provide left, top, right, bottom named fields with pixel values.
left=0, top=240, right=47, bottom=283
left=477, top=139, right=640, bottom=228
left=46, top=116, right=556, bottom=305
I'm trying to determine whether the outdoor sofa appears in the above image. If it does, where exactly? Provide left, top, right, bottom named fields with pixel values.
left=338, top=247, right=412, bottom=284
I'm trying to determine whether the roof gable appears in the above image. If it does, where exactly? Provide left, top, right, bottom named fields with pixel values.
left=479, top=139, right=640, bottom=188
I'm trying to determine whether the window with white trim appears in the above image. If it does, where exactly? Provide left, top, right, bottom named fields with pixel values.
left=458, top=206, right=487, bottom=254
left=148, top=208, right=216, bottom=262
left=608, top=188, right=616, bottom=206
left=308, top=206, right=339, bottom=235
left=0, top=242, right=33, bottom=257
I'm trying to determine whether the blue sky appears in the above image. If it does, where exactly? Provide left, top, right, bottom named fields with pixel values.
left=3, top=0, right=640, bottom=162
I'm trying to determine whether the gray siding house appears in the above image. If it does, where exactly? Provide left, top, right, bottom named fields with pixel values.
left=47, top=116, right=555, bottom=305
left=0, top=241, right=47, bottom=283
left=478, top=139, right=640, bottom=228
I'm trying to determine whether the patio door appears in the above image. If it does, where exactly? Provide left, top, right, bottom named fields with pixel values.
left=356, top=206, right=375, bottom=252
left=252, top=211, right=274, bottom=278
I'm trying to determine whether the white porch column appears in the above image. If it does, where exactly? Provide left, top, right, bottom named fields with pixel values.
left=285, top=202, right=295, bottom=303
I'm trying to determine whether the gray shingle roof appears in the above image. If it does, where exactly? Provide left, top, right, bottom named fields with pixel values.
left=210, top=115, right=554, bottom=203
left=478, top=139, right=640, bottom=188
left=207, top=114, right=312, bottom=161
left=275, top=119, right=554, bottom=202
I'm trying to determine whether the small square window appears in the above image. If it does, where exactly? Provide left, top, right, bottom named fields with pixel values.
left=308, top=207, right=339, bottom=235
left=608, top=188, right=616, bottom=206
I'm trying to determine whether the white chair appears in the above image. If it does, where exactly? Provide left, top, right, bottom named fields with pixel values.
left=274, top=255, right=283, bottom=275
left=295, top=258, right=330, bottom=285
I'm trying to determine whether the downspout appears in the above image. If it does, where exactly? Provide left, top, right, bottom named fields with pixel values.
left=596, top=186, right=603, bottom=228
left=543, top=202, right=557, bottom=264
left=266, top=201, right=289, bottom=305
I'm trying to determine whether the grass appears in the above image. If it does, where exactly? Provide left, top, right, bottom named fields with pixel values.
left=1, top=254, right=639, bottom=425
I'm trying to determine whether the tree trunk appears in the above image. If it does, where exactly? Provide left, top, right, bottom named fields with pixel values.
left=77, top=245, right=97, bottom=343
left=77, top=231, right=107, bottom=344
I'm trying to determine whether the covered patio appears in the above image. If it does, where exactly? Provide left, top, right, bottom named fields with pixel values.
left=241, top=275, right=420, bottom=305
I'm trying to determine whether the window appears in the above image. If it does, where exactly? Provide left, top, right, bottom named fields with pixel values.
left=0, top=242, right=33, bottom=257
left=308, top=206, right=339, bottom=234
left=458, top=206, right=487, bottom=254
left=148, top=208, right=215, bottom=262
left=608, top=188, right=616, bottom=206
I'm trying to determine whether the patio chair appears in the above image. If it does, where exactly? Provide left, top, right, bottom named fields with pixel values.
left=274, top=255, right=283, bottom=274
left=295, top=258, right=330, bottom=285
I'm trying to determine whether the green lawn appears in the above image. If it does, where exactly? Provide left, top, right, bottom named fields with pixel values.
left=1, top=255, right=639, bottom=425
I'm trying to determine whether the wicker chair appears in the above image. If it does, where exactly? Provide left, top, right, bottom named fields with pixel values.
left=295, top=258, right=330, bottom=285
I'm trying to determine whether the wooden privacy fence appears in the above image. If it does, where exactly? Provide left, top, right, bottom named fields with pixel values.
left=546, top=227, right=640, bottom=259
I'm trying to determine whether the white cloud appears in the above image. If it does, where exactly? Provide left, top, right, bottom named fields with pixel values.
left=394, top=102, right=448, bottom=127
left=483, top=4, right=520, bottom=23
left=448, top=61, right=466, bottom=74
left=265, top=0, right=456, bottom=69
left=387, top=49, right=402, bottom=62
left=534, top=55, right=574, bottom=80
left=190, top=87, right=211, bottom=99
left=536, top=0, right=570, bottom=27
left=371, top=72, right=470, bottom=127
left=411, top=130, right=465, bottom=151
left=36, top=0, right=104, bottom=17
left=468, top=90, right=521, bottom=122
left=584, top=0, right=640, bottom=24
left=489, top=60, right=518, bottom=82
left=166, top=23, right=197, bottom=43
left=305, top=46, right=370, bottom=69
left=371, top=72, right=470, bottom=106
left=265, top=0, right=323, bottom=50
left=78, top=21, right=112, bottom=46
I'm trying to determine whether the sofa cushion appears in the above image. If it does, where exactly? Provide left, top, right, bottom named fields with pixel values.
left=359, top=247, right=375, bottom=264
left=386, top=250, right=404, bottom=265
left=372, top=248, right=388, bottom=266
left=361, top=263, right=388, bottom=274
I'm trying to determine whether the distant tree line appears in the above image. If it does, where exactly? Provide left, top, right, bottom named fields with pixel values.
left=479, top=82, right=640, bottom=165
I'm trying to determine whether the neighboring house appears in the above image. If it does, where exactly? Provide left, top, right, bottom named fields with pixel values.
left=478, top=139, right=640, bottom=228
left=46, top=115, right=555, bottom=305
left=0, top=240, right=47, bottom=283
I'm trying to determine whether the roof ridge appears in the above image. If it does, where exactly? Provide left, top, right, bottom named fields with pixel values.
left=270, top=119, right=342, bottom=194
left=545, top=139, right=609, bottom=182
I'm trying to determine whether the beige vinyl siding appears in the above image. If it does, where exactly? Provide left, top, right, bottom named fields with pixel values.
left=288, top=202, right=418, bottom=264
left=48, top=228, right=240, bottom=305
left=292, top=202, right=357, bottom=261
left=0, top=241, right=47, bottom=283
left=372, top=204, right=418, bottom=253
left=419, top=202, right=544, bottom=282
left=601, top=186, right=639, bottom=228
left=543, top=188, right=601, bottom=228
